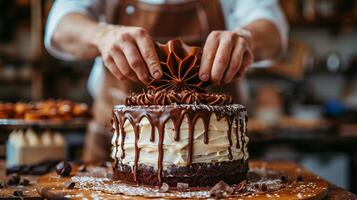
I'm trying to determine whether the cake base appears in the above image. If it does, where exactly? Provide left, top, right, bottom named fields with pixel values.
left=114, top=160, right=248, bottom=186
left=35, top=161, right=331, bottom=200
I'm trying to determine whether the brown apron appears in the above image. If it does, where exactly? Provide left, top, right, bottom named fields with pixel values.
left=83, top=0, right=242, bottom=163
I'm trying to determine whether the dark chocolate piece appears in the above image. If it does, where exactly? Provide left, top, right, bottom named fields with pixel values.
left=210, top=180, right=234, bottom=198
left=280, top=175, right=288, bottom=183
left=297, top=174, right=304, bottom=182
left=64, top=181, right=76, bottom=189
left=13, top=190, right=23, bottom=197
left=56, top=161, right=72, bottom=177
left=20, top=178, right=30, bottom=186
left=7, top=173, right=20, bottom=185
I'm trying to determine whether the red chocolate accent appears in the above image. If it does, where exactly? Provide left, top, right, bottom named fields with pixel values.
left=147, top=40, right=207, bottom=92
left=125, top=89, right=233, bottom=106
left=112, top=104, right=247, bottom=186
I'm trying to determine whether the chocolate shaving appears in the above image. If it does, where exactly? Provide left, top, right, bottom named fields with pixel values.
left=210, top=181, right=234, bottom=198
left=64, top=181, right=76, bottom=189
left=235, top=180, right=247, bottom=193
left=159, top=182, right=169, bottom=192
left=78, top=165, right=87, bottom=172
left=177, top=182, right=189, bottom=192
left=56, top=161, right=72, bottom=177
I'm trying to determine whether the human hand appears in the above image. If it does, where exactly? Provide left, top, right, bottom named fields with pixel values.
left=94, top=24, right=162, bottom=83
left=199, top=29, right=254, bottom=85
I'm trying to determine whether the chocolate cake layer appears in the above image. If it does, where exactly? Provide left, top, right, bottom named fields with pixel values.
left=114, top=160, right=248, bottom=187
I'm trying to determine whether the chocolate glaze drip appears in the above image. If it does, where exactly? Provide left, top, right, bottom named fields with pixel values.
left=126, top=89, right=233, bottom=106
left=112, top=104, right=247, bottom=185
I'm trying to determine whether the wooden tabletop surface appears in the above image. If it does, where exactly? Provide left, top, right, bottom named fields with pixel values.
left=0, top=160, right=356, bottom=200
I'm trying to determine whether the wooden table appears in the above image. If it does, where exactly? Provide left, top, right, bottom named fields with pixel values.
left=0, top=160, right=356, bottom=199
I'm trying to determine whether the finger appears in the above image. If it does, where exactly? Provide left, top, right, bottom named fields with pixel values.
left=199, top=33, right=219, bottom=82
left=222, top=43, right=245, bottom=84
left=109, top=45, right=138, bottom=82
left=236, top=48, right=253, bottom=78
left=136, top=36, right=162, bottom=79
left=119, top=39, right=149, bottom=83
left=210, top=36, right=235, bottom=85
left=104, top=55, right=125, bottom=81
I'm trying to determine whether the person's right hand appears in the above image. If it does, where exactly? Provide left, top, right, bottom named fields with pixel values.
left=94, top=24, right=162, bottom=83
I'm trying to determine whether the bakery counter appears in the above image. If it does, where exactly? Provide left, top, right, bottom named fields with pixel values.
left=0, top=160, right=356, bottom=199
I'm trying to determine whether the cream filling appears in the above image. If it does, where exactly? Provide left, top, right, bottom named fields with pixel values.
left=111, top=113, right=248, bottom=169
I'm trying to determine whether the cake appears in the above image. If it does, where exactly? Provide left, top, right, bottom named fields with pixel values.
left=111, top=40, right=249, bottom=187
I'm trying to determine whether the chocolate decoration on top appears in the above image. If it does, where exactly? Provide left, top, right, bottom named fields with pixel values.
left=112, top=104, right=247, bottom=185
left=125, top=89, right=233, bottom=106
left=147, top=40, right=208, bottom=93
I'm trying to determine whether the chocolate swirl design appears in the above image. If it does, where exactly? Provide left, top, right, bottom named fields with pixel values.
left=147, top=40, right=207, bottom=92
left=125, top=90, right=232, bottom=106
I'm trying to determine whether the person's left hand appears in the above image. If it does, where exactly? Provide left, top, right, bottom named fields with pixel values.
left=199, top=29, right=254, bottom=85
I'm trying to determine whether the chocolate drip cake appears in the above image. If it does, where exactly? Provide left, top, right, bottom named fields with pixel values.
left=111, top=40, right=249, bottom=187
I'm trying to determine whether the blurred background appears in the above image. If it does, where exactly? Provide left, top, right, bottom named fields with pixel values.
left=0, top=0, right=357, bottom=194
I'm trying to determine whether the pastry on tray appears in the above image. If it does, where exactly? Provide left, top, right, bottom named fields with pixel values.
left=111, top=40, right=249, bottom=187
left=0, top=100, right=91, bottom=121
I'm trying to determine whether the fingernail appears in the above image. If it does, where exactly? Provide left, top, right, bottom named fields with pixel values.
left=200, top=73, right=209, bottom=81
left=153, top=71, right=162, bottom=79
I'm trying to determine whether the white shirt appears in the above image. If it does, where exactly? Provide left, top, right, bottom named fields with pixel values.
left=45, top=0, right=288, bottom=98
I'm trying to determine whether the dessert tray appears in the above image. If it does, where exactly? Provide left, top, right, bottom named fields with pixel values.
left=34, top=161, right=329, bottom=200
left=0, top=118, right=89, bottom=130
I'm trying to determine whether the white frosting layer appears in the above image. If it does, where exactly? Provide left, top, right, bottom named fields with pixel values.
left=111, top=113, right=248, bottom=169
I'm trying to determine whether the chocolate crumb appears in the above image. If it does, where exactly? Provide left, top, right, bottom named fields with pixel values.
left=210, top=181, right=234, bottom=198
left=280, top=175, right=288, bottom=183
left=13, top=190, right=23, bottom=197
left=7, top=173, right=21, bottom=185
left=159, top=182, right=169, bottom=192
left=177, top=182, right=189, bottom=192
left=20, top=178, right=30, bottom=186
left=235, top=180, right=247, bottom=193
left=247, top=171, right=261, bottom=182
left=261, top=183, right=268, bottom=192
left=78, top=165, right=87, bottom=172
left=297, top=175, right=304, bottom=182
left=64, top=181, right=76, bottom=189
left=56, top=161, right=72, bottom=177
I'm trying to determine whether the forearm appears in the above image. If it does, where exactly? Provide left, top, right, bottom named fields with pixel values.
left=243, top=19, right=283, bottom=61
left=52, top=13, right=101, bottom=59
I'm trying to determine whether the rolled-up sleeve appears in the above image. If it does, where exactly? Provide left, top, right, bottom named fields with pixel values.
left=226, top=0, right=289, bottom=51
left=45, top=0, right=103, bottom=60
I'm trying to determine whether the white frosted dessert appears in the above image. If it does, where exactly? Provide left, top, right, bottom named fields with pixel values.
left=111, top=104, right=249, bottom=186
